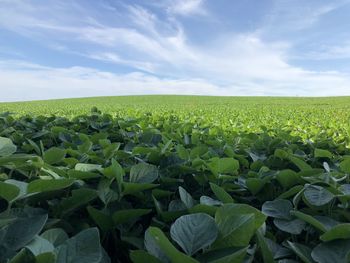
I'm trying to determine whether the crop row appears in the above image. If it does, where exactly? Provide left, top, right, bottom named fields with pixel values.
left=0, top=108, right=349, bottom=262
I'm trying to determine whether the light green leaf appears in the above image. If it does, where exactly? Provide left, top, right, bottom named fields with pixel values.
left=25, top=236, right=54, bottom=256
left=314, top=149, right=332, bottom=159
left=0, top=137, right=17, bottom=157
left=144, top=227, right=198, bottom=263
left=209, top=183, right=234, bottom=203
left=28, top=179, right=75, bottom=193
left=320, top=224, right=350, bottom=241
left=0, top=182, right=20, bottom=201
left=43, top=147, right=66, bottom=165
left=41, top=228, right=68, bottom=247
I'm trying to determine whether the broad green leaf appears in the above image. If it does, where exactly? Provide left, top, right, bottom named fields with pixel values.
left=265, top=238, right=292, bottom=260
left=262, top=199, right=293, bottom=220
left=304, top=185, right=334, bottom=206
left=199, top=196, right=222, bottom=206
left=59, top=188, right=98, bottom=215
left=68, top=170, right=100, bottom=180
left=41, top=228, right=68, bottom=247
left=43, top=147, right=66, bottom=165
left=216, top=203, right=266, bottom=230
left=311, top=240, right=350, bottom=263
left=130, top=250, right=162, bottom=263
left=320, top=224, right=350, bottom=241
left=75, top=163, right=102, bottom=172
left=170, top=213, right=218, bottom=255
left=56, top=228, right=104, bottom=263
left=339, top=159, right=350, bottom=173
left=256, top=232, right=275, bottom=263
left=87, top=206, right=114, bottom=232
left=209, top=183, right=234, bottom=203
left=246, top=178, right=266, bottom=195
left=28, top=179, right=74, bottom=193
left=5, top=179, right=28, bottom=200
left=8, top=249, right=35, bottom=263
left=97, top=178, right=119, bottom=205
left=289, top=156, right=312, bottom=171
left=197, top=247, right=248, bottom=263
left=274, top=218, right=305, bottom=234
left=207, top=157, right=239, bottom=176
left=188, top=204, right=218, bottom=216
left=113, top=209, right=152, bottom=225
left=123, top=182, right=159, bottom=195
left=145, top=227, right=198, bottom=263
left=25, top=236, right=54, bottom=256
left=35, top=252, right=56, bottom=263
left=214, top=212, right=255, bottom=248
left=314, top=149, right=332, bottom=159
left=0, top=137, right=17, bottom=157
left=276, top=169, right=301, bottom=188
left=290, top=211, right=327, bottom=232
left=0, top=182, right=20, bottom=201
left=129, top=163, right=159, bottom=183
left=287, top=241, right=314, bottom=263
left=277, top=185, right=304, bottom=199
left=179, top=186, right=196, bottom=208
left=103, top=160, right=124, bottom=192
left=1, top=210, right=48, bottom=252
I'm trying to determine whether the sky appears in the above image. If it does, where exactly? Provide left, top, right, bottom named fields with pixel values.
left=1, top=0, right=350, bottom=101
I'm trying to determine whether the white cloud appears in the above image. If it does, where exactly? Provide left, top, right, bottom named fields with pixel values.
left=0, top=60, right=223, bottom=102
left=261, top=0, right=349, bottom=32
left=167, top=0, right=206, bottom=16
left=0, top=0, right=350, bottom=101
left=0, top=60, right=349, bottom=102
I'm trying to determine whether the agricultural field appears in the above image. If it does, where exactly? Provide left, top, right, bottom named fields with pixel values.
left=0, top=95, right=350, bottom=263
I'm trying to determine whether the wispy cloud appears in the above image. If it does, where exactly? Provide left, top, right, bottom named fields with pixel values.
left=167, top=0, right=206, bottom=16
left=1, top=59, right=349, bottom=102
left=261, top=0, right=349, bottom=32
left=0, top=60, right=223, bottom=101
left=0, top=0, right=349, bottom=101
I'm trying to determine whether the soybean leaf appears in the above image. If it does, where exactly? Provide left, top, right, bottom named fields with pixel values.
left=28, top=179, right=75, bottom=193
left=209, top=183, right=234, bottom=203
left=304, top=185, right=334, bottom=206
left=262, top=199, right=293, bottom=220
left=320, top=224, right=350, bottom=241
left=145, top=227, right=198, bottom=263
left=0, top=137, right=17, bottom=157
left=170, top=213, right=218, bottom=255
left=311, top=240, right=350, bottom=263
left=43, top=147, right=66, bottom=165
left=130, top=163, right=159, bottom=183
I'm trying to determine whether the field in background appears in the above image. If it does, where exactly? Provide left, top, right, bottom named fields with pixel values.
left=1, top=95, right=350, bottom=143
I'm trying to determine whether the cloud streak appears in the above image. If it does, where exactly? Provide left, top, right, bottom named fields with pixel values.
left=0, top=0, right=349, bottom=100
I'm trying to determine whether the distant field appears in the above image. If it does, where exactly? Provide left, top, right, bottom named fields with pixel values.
left=1, top=95, right=350, bottom=143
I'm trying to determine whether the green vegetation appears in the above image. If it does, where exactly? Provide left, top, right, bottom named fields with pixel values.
left=0, top=95, right=350, bottom=263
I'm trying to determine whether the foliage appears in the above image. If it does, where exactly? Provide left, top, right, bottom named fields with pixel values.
left=0, top=96, right=350, bottom=262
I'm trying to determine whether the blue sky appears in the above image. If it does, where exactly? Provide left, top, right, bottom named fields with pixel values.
left=1, top=0, right=350, bottom=101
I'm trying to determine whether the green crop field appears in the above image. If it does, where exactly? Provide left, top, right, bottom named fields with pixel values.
left=0, top=95, right=350, bottom=263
